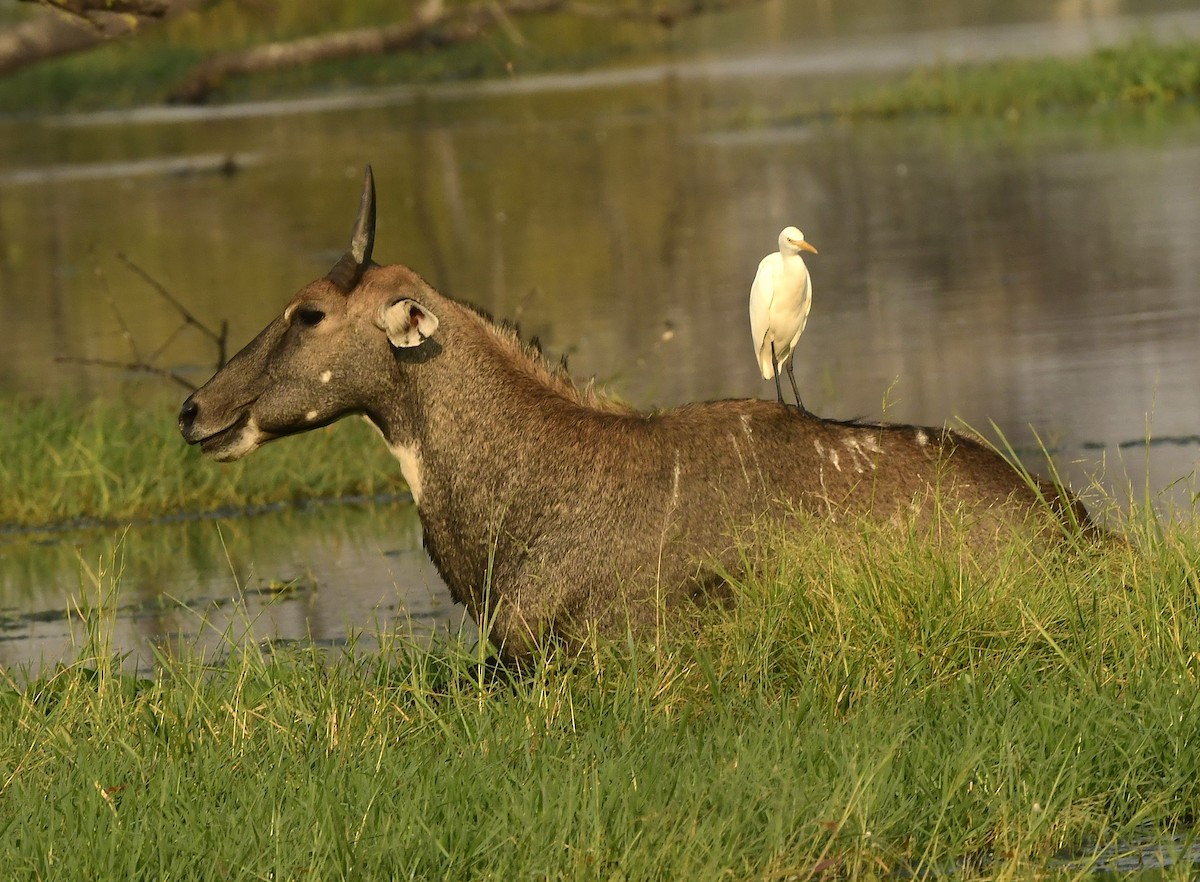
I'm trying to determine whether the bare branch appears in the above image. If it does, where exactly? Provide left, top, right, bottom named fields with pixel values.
left=565, top=0, right=764, bottom=27
left=146, top=319, right=190, bottom=365
left=24, top=0, right=173, bottom=18
left=168, top=0, right=562, bottom=103
left=2, top=0, right=207, bottom=77
left=116, top=252, right=225, bottom=350
left=4, top=0, right=763, bottom=98
left=18, top=0, right=172, bottom=31
left=17, top=0, right=172, bottom=13
left=54, top=355, right=199, bottom=392
left=58, top=254, right=228, bottom=391
left=167, top=0, right=766, bottom=104
left=0, top=12, right=115, bottom=75
left=106, top=296, right=145, bottom=365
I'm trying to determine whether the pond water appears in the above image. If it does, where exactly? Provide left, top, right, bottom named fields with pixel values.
left=1, top=2, right=1199, bottom=672
left=0, top=501, right=462, bottom=674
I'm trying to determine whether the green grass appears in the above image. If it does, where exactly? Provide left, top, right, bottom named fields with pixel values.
left=838, top=37, right=1200, bottom=120
left=1, top=505, right=1198, bottom=878
left=0, top=395, right=404, bottom=532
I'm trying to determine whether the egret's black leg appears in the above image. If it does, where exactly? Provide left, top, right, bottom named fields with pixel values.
left=785, top=358, right=806, bottom=413
left=770, top=342, right=784, bottom=405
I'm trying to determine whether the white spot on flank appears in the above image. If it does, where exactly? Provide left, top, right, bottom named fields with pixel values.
left=817, top=461, right=835, bottom=517
left=728, top=433, right=751, bottom=488
left=740, top=413, right=752, bottom=438
left=320, top=370, right=332, bottom=384
left=843, top=437, right=874, bottom=473
left=814, top=439, right=824, bottom=457
left=305, top=410, right=319, bottom=422
left=387, top=441, right=424, bottom=506
left=670, top=452, right=682, bottom=508
left=915, top=429, right=928, bottom=447
left=829, top=449, right=841, bottom=472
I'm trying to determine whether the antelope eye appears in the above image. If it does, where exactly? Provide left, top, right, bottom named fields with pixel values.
left=294, top=306, right=325, bottom=327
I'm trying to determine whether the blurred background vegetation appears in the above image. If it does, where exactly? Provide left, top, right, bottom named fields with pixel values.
left=3, top=0, right=1198, bottom=115
left=0, top=0, right=708, bottom=112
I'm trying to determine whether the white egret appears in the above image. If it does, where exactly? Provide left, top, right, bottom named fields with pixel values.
left=748, top=226, right=818, bottom=411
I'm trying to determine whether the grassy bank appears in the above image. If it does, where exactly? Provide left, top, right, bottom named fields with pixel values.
left=0, top=396, right=403, bottom=532
left=838, top=37, right=1200, bottom=120
left=1, top=510, right=1197, bottom=878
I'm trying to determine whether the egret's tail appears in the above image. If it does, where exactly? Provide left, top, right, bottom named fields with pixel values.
left=758, top=345, right=783, bottom=380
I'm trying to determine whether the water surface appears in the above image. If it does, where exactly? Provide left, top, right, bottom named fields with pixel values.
left=0, top=502, right=462, bottom=674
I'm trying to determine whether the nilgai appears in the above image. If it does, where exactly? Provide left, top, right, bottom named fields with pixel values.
left=179, top=167, right=1092, bottom=665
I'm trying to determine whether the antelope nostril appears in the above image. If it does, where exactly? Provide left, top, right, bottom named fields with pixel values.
left=179, top=396, right=199, bottom=433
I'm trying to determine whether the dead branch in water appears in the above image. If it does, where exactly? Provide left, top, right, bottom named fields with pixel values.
left=115, top=253, right=228, bottom=368
left=2, top=0, right=207, bottom=78
left=167, top=0, right=767, bottom=104
left=24, top=0, right=176, bottom=21
left=56, top=255, right=228, bottom=391
left=4, top=0, right=763, bottom=100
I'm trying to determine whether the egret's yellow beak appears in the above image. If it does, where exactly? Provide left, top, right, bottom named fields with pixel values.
left=789, top=239, right=818, bottom=255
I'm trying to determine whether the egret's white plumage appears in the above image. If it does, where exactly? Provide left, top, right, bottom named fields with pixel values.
left=748, top=225, right=818, bottom=409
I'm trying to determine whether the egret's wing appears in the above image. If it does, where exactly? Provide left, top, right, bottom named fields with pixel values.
left=748, top=255, right=778, bottom=378
left=787, top=272, right=813, bottom=352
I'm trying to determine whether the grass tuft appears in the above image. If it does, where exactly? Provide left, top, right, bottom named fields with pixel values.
left=837, top=36, right=1200, bottom=121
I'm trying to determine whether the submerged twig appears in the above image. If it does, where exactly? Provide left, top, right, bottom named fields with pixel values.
left=168, top=0, right=769, bottom=103
left=116, top=252, right=228, bottom=366
left=56, top=254, right=229, bottom=391
left=54, top=356, right=198, bottom=392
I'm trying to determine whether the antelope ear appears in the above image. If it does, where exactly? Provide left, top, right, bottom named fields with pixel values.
left=378, top=299, right=439, bottom=348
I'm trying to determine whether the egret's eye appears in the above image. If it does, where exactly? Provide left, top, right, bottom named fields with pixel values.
left=295, top=306, right=325, bottom=328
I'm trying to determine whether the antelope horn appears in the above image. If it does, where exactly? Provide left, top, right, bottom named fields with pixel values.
left=327, top=165, right=377, bottom=292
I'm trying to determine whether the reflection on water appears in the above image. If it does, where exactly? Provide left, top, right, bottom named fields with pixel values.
left=0, top=502, right=467, bottom=674
left=1053, top=831, right=1200, bottom=875
left=0, top=2, right=1198, bottom=670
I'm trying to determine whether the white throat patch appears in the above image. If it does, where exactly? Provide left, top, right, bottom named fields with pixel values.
left=386, top=440, right=424, bottom=506
left=361, top=416, right=424, bottom=506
